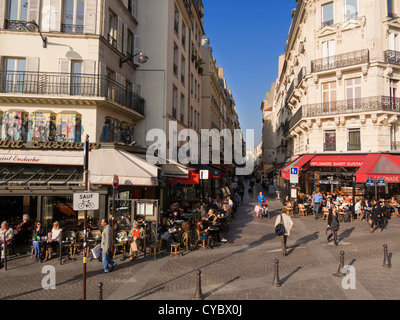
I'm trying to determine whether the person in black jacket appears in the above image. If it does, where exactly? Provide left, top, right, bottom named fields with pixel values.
left=370, top=199, right=384, bottom=233
left=327, top=207, right=340, bottom=246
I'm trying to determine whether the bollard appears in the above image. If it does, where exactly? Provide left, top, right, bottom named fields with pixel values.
left=193, top=270, right=204, bottom=300
left=59, top=230, right=63, bottom=265
left=3, top=234, right=7, bottom=271
left=98, top=282, right=103, bottom=300
left=334, top=251, right=346, bottom=277
left=272, top=259, right=282, bottom=287
left=383, top=244, right=391, bottom=268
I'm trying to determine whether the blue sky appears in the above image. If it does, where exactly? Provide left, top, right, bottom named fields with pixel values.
left=202, top=0, right=297, bottom=147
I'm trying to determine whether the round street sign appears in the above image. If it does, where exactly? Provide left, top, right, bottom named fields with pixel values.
left=113, top=175, right=119, bottom=188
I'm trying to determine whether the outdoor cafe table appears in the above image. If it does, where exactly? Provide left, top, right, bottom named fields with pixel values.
left=115, top=235, right=132, bottom=260
left=209, top=223, right=221, bottom=246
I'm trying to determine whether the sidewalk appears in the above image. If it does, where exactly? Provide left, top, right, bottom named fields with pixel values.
left=1, top=183, right=399, bottom=300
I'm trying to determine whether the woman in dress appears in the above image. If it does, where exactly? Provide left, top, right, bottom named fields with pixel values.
left=43, top=221, right=62, bottom=262
left=327, top=206, right=340, bottom=246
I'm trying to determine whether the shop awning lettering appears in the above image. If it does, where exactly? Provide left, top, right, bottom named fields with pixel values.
left=0, top=138, right=100, bottom=151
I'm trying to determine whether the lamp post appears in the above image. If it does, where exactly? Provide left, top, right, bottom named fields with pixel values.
left=119, top=52, right=149, bottom=68
left=25, top=21, right=47, bottom=48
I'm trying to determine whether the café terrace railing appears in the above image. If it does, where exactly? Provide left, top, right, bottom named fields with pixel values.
left=311, top=49, right=369, bottom=73
left=0, top=71, right=145, bottom=116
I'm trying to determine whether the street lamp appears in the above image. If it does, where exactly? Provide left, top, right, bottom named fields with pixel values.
left=25, top=20, right=47, bottom=48
left=119, top=52, right=149, bottom=68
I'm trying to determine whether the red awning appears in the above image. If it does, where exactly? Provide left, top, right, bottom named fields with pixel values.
left=167, top=168, right=199, bottom=185
left=280, top=154, right=315, bottom=180
left=356, top=154, right=400, bottom=183
left=309, top=155, right=366, bottom=167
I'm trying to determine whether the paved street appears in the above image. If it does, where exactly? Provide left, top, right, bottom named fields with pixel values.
left=1, top=182, right=400, bottom=301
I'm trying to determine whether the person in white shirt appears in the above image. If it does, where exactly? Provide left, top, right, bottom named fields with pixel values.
left=355, top=199, right=363, bottom=221
left=43, top=221, right=62, bottom=262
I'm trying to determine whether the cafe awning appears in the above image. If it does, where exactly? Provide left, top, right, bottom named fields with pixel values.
left=356, top=154, right=400, bottom=183
left=160, top=162, right=189, bottom=179
left=89, top=149, right=159, bottom=186
left=309, top=154, right=366, bottom=167
left=280, top=154, right=315, bottom=180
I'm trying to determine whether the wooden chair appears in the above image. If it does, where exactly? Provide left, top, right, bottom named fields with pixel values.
left=322, top=207, right=329, bottom=220
left=182, top=231, right=193, bottom=252
left=338, top=208, right=346, bottom=222
left=148, top=230, right=161, bottom=260
left=113, top=230, right=127, bottom=257
left=73, top=231, right=85, bottom=256
left=195, top=229, right=206, bottom=250
left=170, top=242, right=182, bottom=258
left=298, top=204, right=307, bottom=217
left=286, top=204, right=294, bottom=216
left=62, top=231, right=76, bottom=257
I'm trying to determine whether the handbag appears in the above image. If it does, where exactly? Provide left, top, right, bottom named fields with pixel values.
left=275, top=214, right=286, bottom=236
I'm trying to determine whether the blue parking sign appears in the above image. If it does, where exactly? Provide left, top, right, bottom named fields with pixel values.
left=290, top=167, right=299, bottom=175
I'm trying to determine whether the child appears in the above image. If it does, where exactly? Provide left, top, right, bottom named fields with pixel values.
left=254, top=203, right=261, bottom=218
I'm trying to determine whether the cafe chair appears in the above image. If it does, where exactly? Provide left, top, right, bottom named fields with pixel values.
left=182, top=231, right=193, bottom=252
left=338, top=208, right=346, bottom=222
left=194, top=229, right=206, bottom=250
left=113, top=231, right=127, bottom=257
left=298, top=204, right=307, bottom=217
left=170, top=242, right=183, bottom=258
left=322, top=207, right=329, bottom=220
left=149, top=230, right=161, bottom=260
left=73, top=231, right=86, bottom=256
left=62, top=231, right=76, bottom=257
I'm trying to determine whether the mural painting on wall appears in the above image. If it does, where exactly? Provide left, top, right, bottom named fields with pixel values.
left=0, top=111, right=83, bottom=143
left=101, top=117, right=134, bottom=144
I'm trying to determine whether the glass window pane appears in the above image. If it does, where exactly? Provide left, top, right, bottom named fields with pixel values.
left=63, top=0, right=74, bottom=25
left=8, top=0, right=18, bottom=20
left=346, top=0, right=358, bottom=14
left=76, top=0, right=85, bottom=25
left=20, top=0, right=28, bottom=21
left=322, top=2, right=333, bottom=22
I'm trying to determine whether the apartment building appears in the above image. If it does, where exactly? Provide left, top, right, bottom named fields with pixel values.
left=270, top=0, right=400, bottom=198
left=0, top=0, right=160, bottom=228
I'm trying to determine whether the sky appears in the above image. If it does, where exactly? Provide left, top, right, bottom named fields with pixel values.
left=202, top=0, right=298, bottom=148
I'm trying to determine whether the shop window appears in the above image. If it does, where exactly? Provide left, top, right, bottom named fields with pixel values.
left=100, top=117, right=134, bottom=144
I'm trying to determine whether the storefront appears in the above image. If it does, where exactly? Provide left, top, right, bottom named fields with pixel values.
left=279, top=153, right=400, bottom=200
left=0, top=144, right=159, bottom=233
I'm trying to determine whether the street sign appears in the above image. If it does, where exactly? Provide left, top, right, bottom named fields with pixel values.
left=200, top=170, right=209, bottom=180
left=366, top=177, right=375, bottom=186
left=73, top=192, right=99, bottom=211
left=290, top=167, right=299, bottom=184
left=377, top=177, right=386, bottom=187
left=113, top=175, right=119, bottom=188
left=291, top=187, right=297, bottom=199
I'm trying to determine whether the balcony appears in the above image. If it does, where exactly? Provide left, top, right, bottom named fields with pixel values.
left=0, top=71, right=145, bottom=116
left=311, top=49, right=369, bottom=73
left=348, top=142, right=361, bottom=151
left=303, top=96, right=400, bottom=118
left=324, top=142, right=336, bottom=152
left=61, top=24, right=84, bottom=34
left=384, top=50, right=400, bottom=65
left=5, top=19, right=27, bottom=30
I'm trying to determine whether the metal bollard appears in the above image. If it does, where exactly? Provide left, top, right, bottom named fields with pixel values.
left=383, top=244, right=391, bottom=268
left=272, top=259, right=282, bottom=287
left=193, top=270, right=204, bottom=300
left=98, top=282, right=103, bottom=300
left=334, top=251, right=346, bottom=277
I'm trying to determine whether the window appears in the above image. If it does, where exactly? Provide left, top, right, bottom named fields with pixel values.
left=322, top=81, right=337, bottom=113
left=322, top=40, right=335, bottom=69
left=190, top=106, right=193, bottom=127
left=345, top=0, right=358, bottom=20
left=4, top=57, right=26, bottom=93
left=181, top=56, right=185, bottom=84
left=108, top=10, right=118, bottom=48
left=322, top=2, right=334, bottom=27
left=127, top=30, right=134, bottom=57
left=390, top=81, right=398, bottom=109
left=174, top=9, right=179, bottom=34
left=348, top=128, right=361, bottom=150
left=182, top=24, right=186, bottom=49
left=173, top=46, right=178, bottom=76
left=180, top=94, right=185, bottom=123
left=345, top=78, right=362, bottom=110
left=62, top=0, right=85, bottom=33
left=388, top=0, right=398, bottom=17
left=71, top=61, right=82, bottom=95
left=324, top=130, right=336, bottom=151
left=389, top=32, right=400, bottom=51
left=172, top=87, right=178, bottom=119
left=6, top=0, right=28, bottom=29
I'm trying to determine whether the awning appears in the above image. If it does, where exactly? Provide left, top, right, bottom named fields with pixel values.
left=190, top=164, right=223, bottom=179
left=280, top=154, right=315, bottom=180
left=160, top=163, right=189, bottom=179
left=89, top=149, right=159, bottom=186
left=166, top=169, right=199, bottom=185
left=356, top=154, right=400, bottom=183
left=310, top=155, right=366, bottom=167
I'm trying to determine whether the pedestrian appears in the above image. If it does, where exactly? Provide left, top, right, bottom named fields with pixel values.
left=274, top=212, right=294, bottom=256
left=370, top=199, right=384, bottom=233
left=312, top=191, right=322, bottom=219
left=327, top=207, right=340, bottom=246
left=0, top=221, right=13, bottom=269
left=257, top=192, right=266, bottom=206
left=254, top=203, right=261, bottom=218
left=101, top=218, right=117, bottom=273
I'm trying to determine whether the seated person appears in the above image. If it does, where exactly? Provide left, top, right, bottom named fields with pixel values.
left=170, top=209, right=181, bottom=223
left=32, top=221, right=45, bottom=261
left=389, top=197, right=400, bottom=217
left=128, top=221, right=144, bottom=260
left=355, top=199, right=364, bottom=220
left=172, top=226, right=185, bottom=244
left=207, top=209, right=219, bottom=223
left=157, top=217, right=173, bottom=251
left=0, top=221, right=14, bottom=268
left=14, top=214, right=31, bottom=245
left=43, top=221, right=62, bottom=262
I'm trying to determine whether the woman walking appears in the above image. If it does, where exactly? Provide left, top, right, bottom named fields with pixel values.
left=327, top=207, right=340, bottom=246
left=274, top=212, right=294, bottom=256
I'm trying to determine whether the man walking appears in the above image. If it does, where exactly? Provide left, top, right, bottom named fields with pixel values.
left=101, top=218, right=117, bottom=273
left=312, top=191, right=322, bottom=219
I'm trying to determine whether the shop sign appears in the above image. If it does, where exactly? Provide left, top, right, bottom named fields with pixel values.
left=319, top=180, right=340, bottom=185
left=290, top=167, right=299, bottom=184
left=377, top=177, right=386, bottom=186
left=199, top=170, right=209, bottom=180
left=0, top=137, right=101, bottom=151
left=73, top=192, right=99, bottom=211
left=366, top=177, right=375, bottom=186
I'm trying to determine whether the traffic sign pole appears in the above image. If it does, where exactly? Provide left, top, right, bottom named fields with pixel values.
left=111, top=175, right=119, bottom=252
left=83, top=135, right=89, bottom=301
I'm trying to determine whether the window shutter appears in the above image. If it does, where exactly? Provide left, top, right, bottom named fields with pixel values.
left=123, top=24, right=128, bottom=55
left=49, top=0, right=62, bottom=32
left=0, top=0, right=5, bottom=29
left=28, top=0, right=40, bottom=23
left=25, top=57, right=40, bottom=93
left=59, top=58, right=71, bottom=95
left=133, top=0, right=138, bottom=19
left=26, top=57, right=40, bottom=72
left=117, top=17, right=123, bottom=52
left=84, top=0, right=97, bottom=34
left=134, top=34, right=141, bottom=65
left=103, top=3, right=109, bottom=38
left=82, top=60, right=96, bottom=95
left=82, top=60, right=96, bottom=75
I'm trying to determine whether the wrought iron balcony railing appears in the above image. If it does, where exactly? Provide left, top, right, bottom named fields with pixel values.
left=303, top=96, right=400, bottom=117
left=311, top=49, right=369, bottom=73
left=0, top=71, right=145, bottom=116
left=322, top=19, right=334, bottom=28
left=324, top=142, right=336, bottom=152
left=348, top=142, right=361, bottom=151
left=384, top=50, right=400, bottom=65
left=61, top=24, right=84, bottom=34
left=107, top=34, right=117, bottom=48
left=5, top=19, right=27, bottom=30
